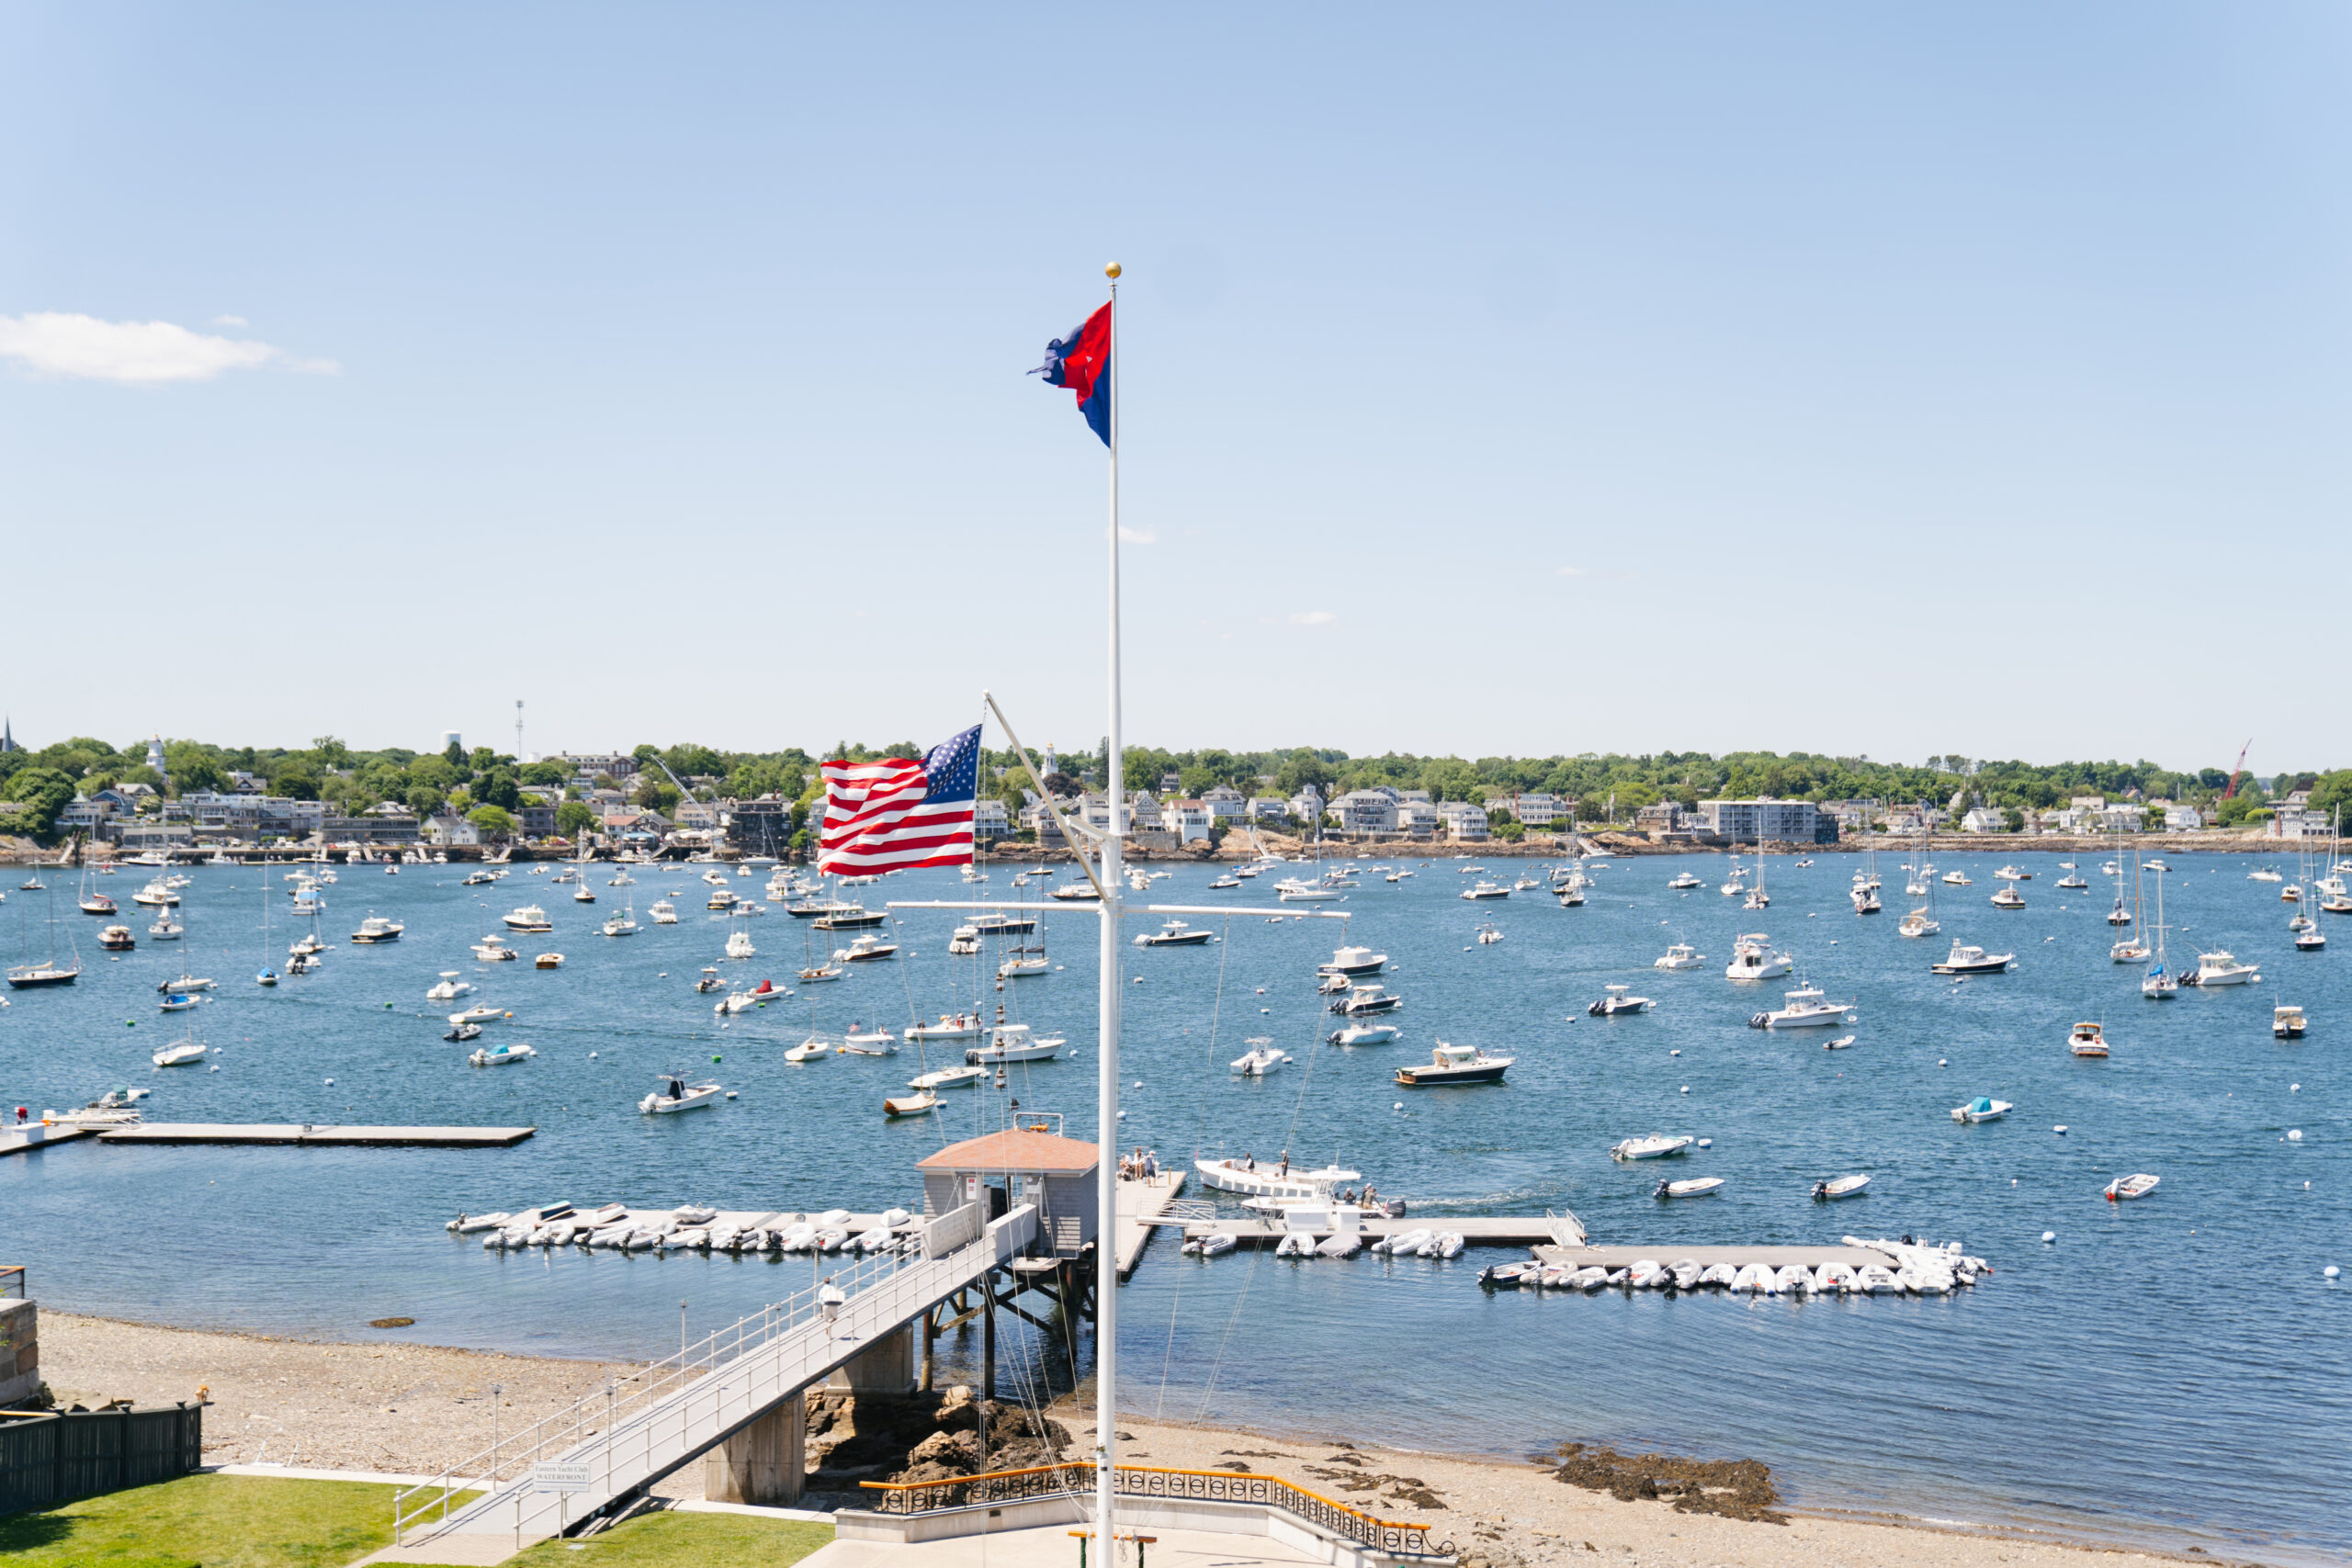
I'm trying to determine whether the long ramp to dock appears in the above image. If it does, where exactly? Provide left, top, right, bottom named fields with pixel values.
left=392, top=1202, right=1038, bottom=1553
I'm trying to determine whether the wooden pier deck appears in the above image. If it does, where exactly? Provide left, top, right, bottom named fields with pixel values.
left=1, top=1124, right=96, bottom=1156
left=99, top=1123, right=536, bottom=1148
left=1114, top=1171, right=1185, bottom=1279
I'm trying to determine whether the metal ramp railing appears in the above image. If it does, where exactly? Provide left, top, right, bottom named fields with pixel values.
left=393, top=1203, right=1036, bottom=1547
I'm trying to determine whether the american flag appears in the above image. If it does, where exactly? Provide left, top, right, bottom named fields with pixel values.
left=818, top=725, right=982, bottom=875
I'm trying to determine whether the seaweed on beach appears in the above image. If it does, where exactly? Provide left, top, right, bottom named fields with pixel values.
left=1545, top=1440, right=1786, bottom=1525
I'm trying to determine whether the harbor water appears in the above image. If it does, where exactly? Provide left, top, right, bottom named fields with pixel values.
left=2, top=850, right=2345, bottom=1562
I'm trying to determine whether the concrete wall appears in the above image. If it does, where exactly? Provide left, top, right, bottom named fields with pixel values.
left=0, top=1300, right=39, bottom=1407
left=702, top=1393, right=804, bottom=1507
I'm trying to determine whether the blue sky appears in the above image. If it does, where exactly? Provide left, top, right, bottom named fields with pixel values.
left=4, top=5, right=2346, bottom=774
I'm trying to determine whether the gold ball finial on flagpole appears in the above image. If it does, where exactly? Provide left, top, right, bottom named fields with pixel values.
left=1104, top=262, right=1122, bottom=279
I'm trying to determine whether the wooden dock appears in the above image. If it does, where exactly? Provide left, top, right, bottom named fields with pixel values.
left=1113, top=1171, right=1185, bottom=1279
left=1153, top=1213, right=1578, bottom=1248
left=100, top=1123, right=536, bottom=1148
left=1, top=1124, right=96, bottom=1157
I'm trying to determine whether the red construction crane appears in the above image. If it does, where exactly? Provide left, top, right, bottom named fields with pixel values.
left=2222, top=739, right=2252, bottom=799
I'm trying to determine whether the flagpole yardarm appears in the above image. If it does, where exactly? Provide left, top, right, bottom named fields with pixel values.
left=1094, top=260, right=1123, bottom=1558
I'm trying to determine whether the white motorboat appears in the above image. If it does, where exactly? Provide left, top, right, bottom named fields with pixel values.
left=909, top=1064, right=987, bottom=1091
left=503, top=905, right=553, bottom=932
left=639, top=1074, right=721, bottom=1112
left=1951, top=1095, right=2012, bottom=1123
left=2068, top=1021, right=2109, bottom=1058
left=1458, top=880, right=1510, bottom=900
left=1317, top=944, right=1388, bottom=976
left=133, top=878, right=179, bottom=908
left=1941, top=870, right=1972, bottom=886
left=157, top=992, right=206, bottom=1012
left=2104, top=1173, right=2160, bottom=1201
left=1475, top=922, right=1504, bottom=945
left=2194, top=950, right=2259, bottom=987
left=907, top=1011, right=985, bottom=1040
left=1610, top=1134, right=1693, bottom=1160
left=966, top=1023, right=1064, bottom=1064
left=155, top=974, right=216, bottom=993
left=842, top=1025, right=899, bottom=1055
left=1751, top=985, right=1852, bottom=1030
left=1850, top=884, right=1881, bottom=914
left=1193, top=1156, right=1361, bottom=1200
left=468, top=1043, right=536, bottom=1067
left=426, top=973, right=475, bottom=1002
left=2273, top=1004, right=2306, bottom=1039
left=2249, top=867, right=2284, bottom=883
left=650, top=900, right=679, bottom=924
left=2056, top=871, right=2089, bottom=889
left=350, top=914, right=404, bottom=944
left=1823, top=1034, right=1855, bottom=1050
left=1996, top=865, right=2030, bottom=881
left=147, top=910, right=184, bottom=941
left=1724, top=933, right=1792, bottom=982
left=449, top=1004, right=503, bottom=1024
left=1328, top=1021, right=1399, bottom=1046
left=1274, top=879, right=1340, bottom=903
left=535, top=953, right=564, bottom=969
left=1990, top=882, right=2025, bottom=909
left=1932, top=942, right=2013, bottom=975
left=838, top=934, right=898, bottom=962
left=1230, top=1041, right=1290, bottom=1076
left=1135, top=919, right=1214, bottom=947
left=473, top=934, right=518, bottom=962
left=1811, top=1173, right=1871, bottom=1201
left=1668, top=872, right=1702, bottom=889
left=1653, top=1177, right=1723, bottom=1199
left=1182, top=1233, right=1238, bottom=1258
left=1588, top=984, right=1653, bottom=1018
left=725, top=930, right=757, bottom=959
left=1654, top=943, right=1703, bottom=970
left=1331, top=984, right=1403, bottom=1016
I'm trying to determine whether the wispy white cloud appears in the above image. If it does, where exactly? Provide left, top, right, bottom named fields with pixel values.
left=210, top=314, right=249, bottom=328
left=0, top=311, right=338, bottom=384
left=1288, top=610, right=1338, bottom=626
left=1557, top=565, right=1589, bottom=577
left=1117, top=525, right=1157, bottom=545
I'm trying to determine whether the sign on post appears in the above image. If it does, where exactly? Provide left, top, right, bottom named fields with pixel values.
left=534, top=1461, right=594, bottom=1494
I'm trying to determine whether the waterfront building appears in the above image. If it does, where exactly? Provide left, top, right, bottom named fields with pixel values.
left=1201, top=784, right=1247, bottom=822
left=1288, top=786, right=1324, bottom=825
left=1395, top=799, right=1440, bottom=838
left=2163, top=804, right=2203, bottom=830
left=423, top=813, right=482, bottom=847
left=1158, top=772, right=1183, bottom=795
left=1167, top=798, right=1214, bottom=843
left=1437, top=800, right=1489, bottom=840
left=1960, top=807, right=2009, bottom=833
left=1246, top=795, right=1289, bottom=824
left=1635, top=801, right=1687, bottom=833
left=54, top=795, right=116, bottom=832
left=324, top=812, right=422, bottom=845
left=1697, top=798, right=1835, bottom=844
left=972, top=797, right=1010, bottom=840
left=1331, top=789, right=1398, bottom=836
left=558, top=751, right=639, bottom=784
left=1127, top=793, right=1163, bottom=831
left=916, top=1125, right=1099, bottom=1258
left=2267, top=807, right=2330, bottom=840
left=1489, top=792, right=1566, bottom=827
left=725, top=795, right=793, bottom=854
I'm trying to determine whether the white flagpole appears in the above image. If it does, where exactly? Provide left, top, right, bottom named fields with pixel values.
left=1094, top=260, right=1124, bottom=1560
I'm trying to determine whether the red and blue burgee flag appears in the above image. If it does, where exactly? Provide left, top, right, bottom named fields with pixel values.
left=1031, top=301, right=1112, bottom=445
left=818, top=725, right=982, bottom=874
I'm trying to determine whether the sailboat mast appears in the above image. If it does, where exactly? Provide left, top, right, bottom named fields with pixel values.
left=1093, top=263, right=1124, bottom=1557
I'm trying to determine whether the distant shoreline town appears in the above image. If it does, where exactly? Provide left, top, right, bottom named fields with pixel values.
left=0, top=724, right=2339, bottom=863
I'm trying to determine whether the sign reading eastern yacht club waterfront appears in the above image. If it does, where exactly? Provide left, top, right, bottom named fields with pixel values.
left=816, top=725, right=981, bottom=875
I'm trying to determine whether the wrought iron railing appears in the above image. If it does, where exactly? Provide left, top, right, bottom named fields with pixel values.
left=859, top=1462, right=1449, bottom=1557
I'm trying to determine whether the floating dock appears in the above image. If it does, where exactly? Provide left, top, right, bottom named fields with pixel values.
left=1152, top=1213, right=1575, bottom=1248
left=1113, top=1171, right=1186, bottom=1279
left=462, top=1206, right=918, bottom=1244
left=1534, top=1243, right=1897, bottom=1269
left=1, top=1124, right=96, bottom=1157
left=100, top=1123, right=536, bottom=1148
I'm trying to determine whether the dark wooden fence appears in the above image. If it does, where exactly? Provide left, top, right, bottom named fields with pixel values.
left=0, top=1404, right=203, bottom=1515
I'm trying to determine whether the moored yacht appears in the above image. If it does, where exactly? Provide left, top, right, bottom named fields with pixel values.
left=1933, top=941, right=2013, bottom=975
left=1317, top=944, right=1387, bottom=977
left=1751, top=985, right=1853, bottom=1029
left=503, top=904, right=553, bottom=931
left=351, top=913, right=404, bottom=944
left=1653, top=942, right=1703, bottom=970
left=1724, top=933, right=1792, bottom=982
left=2193, top=950, right=2259, bottom=987
left=1394, top=1040, right=1511, bottom=1087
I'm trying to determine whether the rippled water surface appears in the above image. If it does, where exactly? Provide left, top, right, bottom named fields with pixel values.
left=3, top=851, right=2345, bottom=1562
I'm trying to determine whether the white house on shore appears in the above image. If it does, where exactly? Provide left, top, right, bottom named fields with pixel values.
left=1437, top=800, right=1489, bottom=840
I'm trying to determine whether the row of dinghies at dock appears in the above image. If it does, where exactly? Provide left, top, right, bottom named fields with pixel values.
left=1483, top=1236, right=1991, bottom=1297
left=452, top=1201, right=921, bottom=1256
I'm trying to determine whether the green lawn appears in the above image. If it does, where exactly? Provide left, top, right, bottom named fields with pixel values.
left=0, top=1474, right=453, bottom=1568
left=0, top=1474, right=827, bottom=1568
left=509, top=1510, right=831, bottom=1567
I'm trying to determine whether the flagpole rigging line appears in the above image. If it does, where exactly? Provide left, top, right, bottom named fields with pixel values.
left=980, top=691, right=1110, bottom=905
